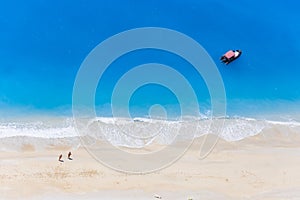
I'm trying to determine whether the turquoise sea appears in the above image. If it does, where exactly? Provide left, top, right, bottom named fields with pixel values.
left=0, top=0, right=300, bottom=146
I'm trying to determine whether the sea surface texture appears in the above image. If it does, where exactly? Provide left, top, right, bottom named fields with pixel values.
left=0, top=0, right=299, bottom=148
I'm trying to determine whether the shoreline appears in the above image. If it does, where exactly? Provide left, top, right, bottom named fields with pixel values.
left=1, top=134, right=300, bottom=199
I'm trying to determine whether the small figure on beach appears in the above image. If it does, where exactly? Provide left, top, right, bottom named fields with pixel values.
left=68, top=151, right=72, bottom=160
left=58, top=154, right=63, bottom=162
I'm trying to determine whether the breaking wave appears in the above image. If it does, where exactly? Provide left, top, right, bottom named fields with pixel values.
left=0, top=116, right=300, bottom=150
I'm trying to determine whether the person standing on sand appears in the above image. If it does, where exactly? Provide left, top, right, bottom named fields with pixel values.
left=68, top=151, right=72, bottom=160
left=58, top=154, right=63, bottom=162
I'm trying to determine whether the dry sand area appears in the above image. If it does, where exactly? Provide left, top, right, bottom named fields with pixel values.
left=1, top=133, right=300, bottom=199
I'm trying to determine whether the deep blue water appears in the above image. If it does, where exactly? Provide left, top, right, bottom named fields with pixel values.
left=0, top=0, right=300, bottom=118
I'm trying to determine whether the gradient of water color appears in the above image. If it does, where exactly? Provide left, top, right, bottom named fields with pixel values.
left=0, top=1, right=300, bottom=145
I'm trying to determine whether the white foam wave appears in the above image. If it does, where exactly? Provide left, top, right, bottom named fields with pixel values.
left=218, top=117, right=266, bottom=141
left=0, top=116, right=300, bottom=148
left=0, top=118, right=77, bottom=138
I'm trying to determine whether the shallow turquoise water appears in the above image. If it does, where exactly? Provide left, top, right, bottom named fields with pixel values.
left=0, top=0, right=300, bottom=119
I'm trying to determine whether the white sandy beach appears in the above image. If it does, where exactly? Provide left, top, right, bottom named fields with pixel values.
left=1, top=132, right=300, bottom=200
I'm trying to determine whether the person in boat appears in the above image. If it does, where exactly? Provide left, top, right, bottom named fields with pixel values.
left=220, top=50, right=242, bottom=64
